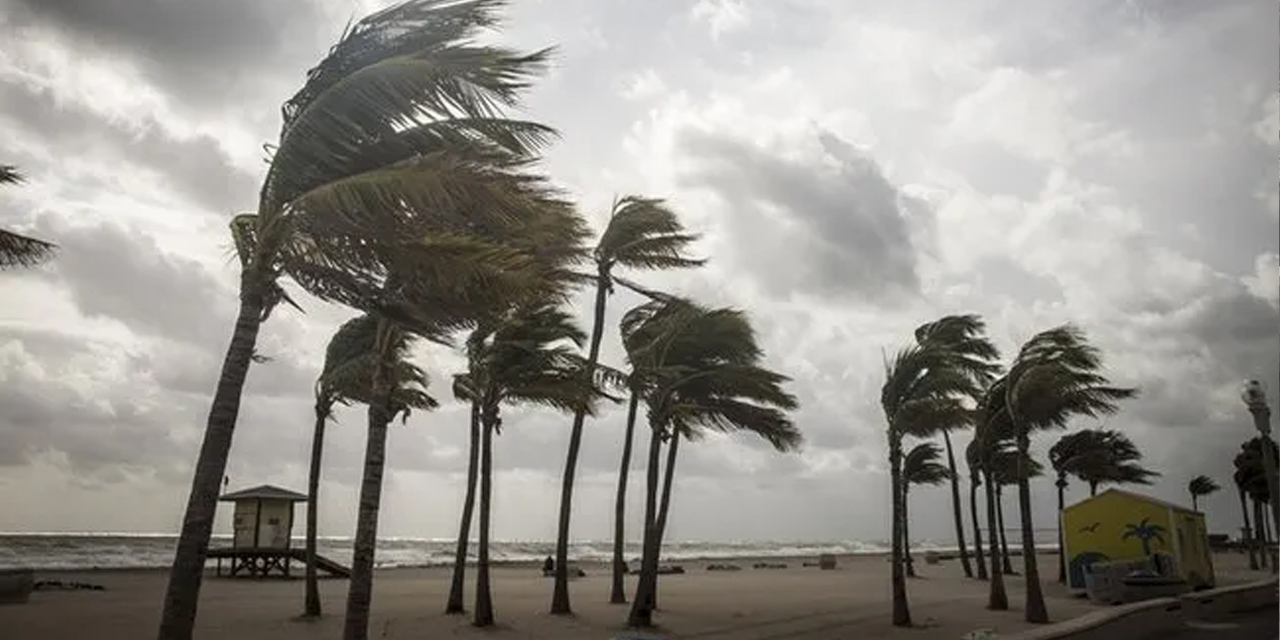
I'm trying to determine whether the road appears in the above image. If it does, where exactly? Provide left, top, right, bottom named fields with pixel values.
left=1149, top=606, right=1279, bottom=640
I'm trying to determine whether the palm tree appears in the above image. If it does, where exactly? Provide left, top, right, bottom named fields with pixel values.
left=609, top=380, right=642, bottom=604
left=1048, top=428, right=1156, bottom=582
left=154, top=2, right=577, bottom=637
left=1235, top=467, right=1260, bottom=570
left=991, top=446, right=1042, bottom=575
left=998, top=325, right=1138, bottom=623
left=0, top=166, right=57, bottom=269
left=964, top=439, right=989, bottom=581
left=974, top=382, right=1012, bottom=610
left=1122, top=518, right=1167, bottom=557
left=902, top=442, right=951, bottom=577
left=1236, top=438, right=1280, bottom=571
left=623, top=298, right=801, bottom=628
left=323, top=313, right=439, bottom=640
left=1188, top=475, right=1220, bottom=512
left=880, top=315, right=999, bottom=626
left=551, top=196, right=703, bottom=614
left=465, top=303, right=613, bottom=627
left=444, top=373, right=481, bottom=614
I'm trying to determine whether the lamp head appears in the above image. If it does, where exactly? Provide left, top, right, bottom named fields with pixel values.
left=1242, top=379, right=1269, bottom=409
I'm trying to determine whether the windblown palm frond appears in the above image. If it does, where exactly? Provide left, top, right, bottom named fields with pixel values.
left=319, top=313, right=438, bottom=420
left=595, top=196, right=705, bottom=271
left=903, top=442, right=952, bottom=486
left=0, top=165, right=58, bottom=269
left=1188, top=475, right=1220, bottom=498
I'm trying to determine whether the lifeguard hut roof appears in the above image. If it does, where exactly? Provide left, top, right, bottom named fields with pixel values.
left=219, top=484, right=308, bottom=502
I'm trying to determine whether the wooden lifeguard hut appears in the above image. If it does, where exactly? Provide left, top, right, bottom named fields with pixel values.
left=208, top=484, right=349, bottom=579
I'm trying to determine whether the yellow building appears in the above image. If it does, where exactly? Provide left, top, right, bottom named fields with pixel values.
left=1061, top=489, right=1214, bottom=590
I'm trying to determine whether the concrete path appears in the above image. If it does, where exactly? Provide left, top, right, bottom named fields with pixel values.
left=1148, top=607, right=1278, bottom=640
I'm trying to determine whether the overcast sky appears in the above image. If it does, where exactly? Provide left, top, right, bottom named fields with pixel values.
left=0, top=0, right=1276, bottom=547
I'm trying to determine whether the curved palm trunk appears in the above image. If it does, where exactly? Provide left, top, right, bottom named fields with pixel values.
left=984, top=470, right=1008, bottom=610
left=1191, top=495, right=1198, bottom=512
left=342, top=365, right=395, bottom=640
left=1055, top=477, right=1067, bottom=584
left=969, top=473, right=988, bottom=581
left=1239, top=488, right=1259, bottom=570
left=157, top=278, right=265, bottom=640
left=1254, top=500, right=1270, bottom=570
left=626, top=421, right=665, bottom=628
left=903, top=484, right=915, bottom=578
left=610, top=391, right=641, bottom=604
left=647, top=433, right=682, bottom=612
left=474, top=411, right=497, bottom=627
left=889, top=432, right=911, bottom=626
left=941, top=431, right=973, bottom=578
left=1015, top=434, right=1048, bottom=623
left=303, top=402, right=328, bottom=618
left=551, top=271, right=610, bottom=615
left=996, top=486, right=1013, bottom=574
left=446, top=401, right=481, bottom=614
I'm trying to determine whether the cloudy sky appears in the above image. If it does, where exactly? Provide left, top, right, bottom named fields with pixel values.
left=0, top=0, right=1276, bottom=548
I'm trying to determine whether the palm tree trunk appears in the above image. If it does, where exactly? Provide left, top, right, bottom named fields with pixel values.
left=648, top=433, right=682, bottom=611
left=996, top=486, right=1013, bottom=574
left=446, top=401, right=481, bottom=614
left=610, top=391, right=641, bottom=604
left=1089, top=481, right=1098, bottom=497
left=157, top=276, right=265, bottom=640
left=303, top=402, right=328, bottom=618
left=627, top=420, right=665, bottom=627
left=984, top=470, right=1008, bottom=610
left=551, top=271, right=610, bottom=615
left=473, top=410, right=497, bottom=627
left=342, top=362, right=395, bottom=640
left=1239, top=487, right=1258, bottom=570
left=970, top=473, right=988, bottom=581
left=1055, top=477, right=1066, bottom=584
left=1016, top=436, right=1048, bottom=623
left=889, top=432, right=911, bottom=626
left=1192, top=495, right=1198, bottom=512
left=941, top=430, right=973, bottom=578
left=1253, top=500, right=1269, bottom=570
left=903, top=484, right=915, bottom=578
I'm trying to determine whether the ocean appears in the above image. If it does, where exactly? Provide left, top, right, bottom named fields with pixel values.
left=0, top=532, right=1058, bottom=571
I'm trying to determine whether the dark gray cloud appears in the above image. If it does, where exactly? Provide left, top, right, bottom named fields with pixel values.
left=676, top=127, right=924, bottom=302
left=3, top=0, right=329, bottom=109
left=0, top=79, right=259, bottom=215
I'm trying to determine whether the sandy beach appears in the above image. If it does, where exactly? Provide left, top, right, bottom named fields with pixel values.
left=1, top=551, right=1262, bottom=640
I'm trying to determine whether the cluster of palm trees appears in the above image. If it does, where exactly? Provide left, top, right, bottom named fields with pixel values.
left=153, top=3, right=800, bottom=640
left=1233, top=438, right=1279, bottom=572
left=883, top=314, right=1140, bottom=626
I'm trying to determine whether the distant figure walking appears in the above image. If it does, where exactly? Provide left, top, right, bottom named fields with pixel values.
left=542, top=556, right=555, bottom=577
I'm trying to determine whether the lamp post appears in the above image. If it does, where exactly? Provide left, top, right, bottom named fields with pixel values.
left=1241, top=380, right=1280, bottom=541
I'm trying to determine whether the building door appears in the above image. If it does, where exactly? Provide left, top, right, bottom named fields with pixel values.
left=233, top=502, right=256, bottom=547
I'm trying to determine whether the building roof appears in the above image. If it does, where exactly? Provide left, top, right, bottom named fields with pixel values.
left=219, top=484, right=308, bottom=502
left=1064, top=488, right=1194, bottom=514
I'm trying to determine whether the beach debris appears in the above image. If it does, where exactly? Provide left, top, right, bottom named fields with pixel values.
left=752, top=562, right=788, bottom=569
left=706, top=563, right=742, bottom=571
left=925, top=551, right=941, bottom=565
left=960, top=629, right=998, bottom=640
left=655, top=565, right=685, bottom=575
left=819, top=553, right=837, bottom=570
left=33, top=580, right=106, bottom=592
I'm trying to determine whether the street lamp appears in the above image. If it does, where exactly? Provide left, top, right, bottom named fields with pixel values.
left=1241, top=379, right=1280, bottom=541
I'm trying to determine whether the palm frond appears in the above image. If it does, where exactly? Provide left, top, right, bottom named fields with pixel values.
left=595, top=195, right=704, bottom=270
left=903, top=442, right=951, bottom=486
left=0, top=229, right=57, bottom=269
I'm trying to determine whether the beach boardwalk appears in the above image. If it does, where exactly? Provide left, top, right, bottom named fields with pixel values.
left=208, top=484, right=348, bottom=579
left=1061, top=488, right=1214, bottom=591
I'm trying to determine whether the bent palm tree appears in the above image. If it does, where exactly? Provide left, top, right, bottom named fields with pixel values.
left=1000, top=326, right=1138, bottom=623
left=156, top=3, right=573, bottom=638
left=991, top=446, right=1042, bottom=575
left=1188, top=475, right=1220, bottom=512
left=965, top=439, right=989, bottom=581
left=902, top=442, right=951, bottom=577
left=975, top=382, right=1012, bottom=609
left=551, top=196, right=703, bottom=613
left=445, top=374, right=482, bottom=614
left=0, top=166, right=57, bottom=269
left=624, top=298, right=800, bottom=628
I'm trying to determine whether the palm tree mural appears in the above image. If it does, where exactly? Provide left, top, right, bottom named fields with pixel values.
left=156, top=3, right=578, bottom=637
left=902, top=442, right=951, bottom=578
left=1188, top=475, right=1220, bottom=512
left=551, top=196, right=703, bottom=614
left=0, top=165, right=57, bottom=269
left=1121, top=518, right=1167, bottom=557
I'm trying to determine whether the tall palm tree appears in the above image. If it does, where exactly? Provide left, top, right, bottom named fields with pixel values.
left=0, top=166, right=57, bottom=269
left=550, top=196, right=703, bottom=614
left=991, top=447, right=1042, bottom=575
left=902, top=442, right=951, bottom=577
left=322, top=313, right=439, bottom=640
left=1188, top=475, right=1220, bottom=512
left=975, top=382, right=1012, bottom=610
left=444, top=373, right=482, bottom=614
left=1048, top=428, right=1156, bottom=582
left=880, top=315, right=998, bottom=626
left=156, top=3, right=572, bottom=638
left=623, top=298, right=801, bottom=628
left=998, top=325, right=1138, bottom=623
left=609, top=380, right=642, bottom=604
left=1235, top=467, right=1260, bottom=571
left=964, top=439, right=989, bottom=581
left=1236, top=438, right=1279, bottom=571
left=465, top=303, right=614, bottom=627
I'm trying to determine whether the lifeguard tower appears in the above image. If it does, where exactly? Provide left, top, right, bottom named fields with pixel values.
left=208, top=484, right=348, bottom=579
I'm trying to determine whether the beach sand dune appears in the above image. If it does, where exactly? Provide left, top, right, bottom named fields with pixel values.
left=0, top=553, right=1257, bottom=640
